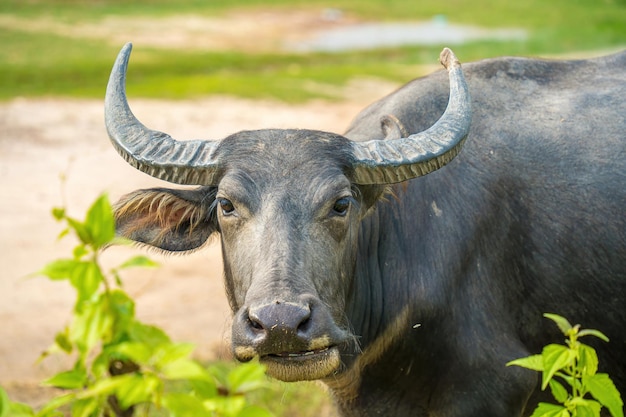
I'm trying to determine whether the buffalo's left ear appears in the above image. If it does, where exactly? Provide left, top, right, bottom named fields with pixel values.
left=113, top=186, right=219, bottom=252
left=380, top=114, right=409, bottom=140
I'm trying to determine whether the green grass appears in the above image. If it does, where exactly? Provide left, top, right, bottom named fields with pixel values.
left=0, top=0, right=624, bottom=101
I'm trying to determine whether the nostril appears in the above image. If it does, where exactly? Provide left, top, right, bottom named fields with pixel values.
left=247, top=310, right=266, bottom=333
left=246, top=301, right=313, bottom=339
left=248, top=317, right=264, bottom=330
left=297, top=316, right=311, bottom=334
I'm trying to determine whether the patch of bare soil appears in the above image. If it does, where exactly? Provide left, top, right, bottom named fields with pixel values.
left=0, top=91, right=391, bottom=405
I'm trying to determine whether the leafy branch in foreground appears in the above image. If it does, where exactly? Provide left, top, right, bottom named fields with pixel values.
left=0, top=193, right=272, bottom=417
left=508, top=313, right=623, bottom=417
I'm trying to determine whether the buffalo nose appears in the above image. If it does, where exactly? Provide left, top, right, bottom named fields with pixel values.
left=247, top=301, right=312, bottom=340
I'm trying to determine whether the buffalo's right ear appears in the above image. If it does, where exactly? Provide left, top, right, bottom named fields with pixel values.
left=113, top=186, right=219, bottom=252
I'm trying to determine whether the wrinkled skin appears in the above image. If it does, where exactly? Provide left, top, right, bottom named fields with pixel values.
left=113, top=51, right=626, bottom=416
left=214, top=130, right=378, bottom=382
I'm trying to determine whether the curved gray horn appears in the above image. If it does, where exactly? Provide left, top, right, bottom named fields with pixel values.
left=351, top=48, right=471, bottom=185
left=105, top=43, right=222, bottom=185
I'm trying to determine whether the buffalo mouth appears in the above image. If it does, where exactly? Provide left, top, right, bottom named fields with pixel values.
left=261, top=345, right=341, bottom=382
left=236, top=345, right=342, bottom=382
left=231, top=298, right=350, bottom=382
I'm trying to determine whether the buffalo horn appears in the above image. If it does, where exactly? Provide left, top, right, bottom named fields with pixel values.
left=106, top=44, right=469, bottom=187
left=351, top=48, right=471, bottom=185
left=105, top=43, right=222, bottom=185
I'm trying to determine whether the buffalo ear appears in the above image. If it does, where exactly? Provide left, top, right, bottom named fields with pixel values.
left=113, top=186, right=219, bottom=252
left=380, top=114, right=409, bottom=140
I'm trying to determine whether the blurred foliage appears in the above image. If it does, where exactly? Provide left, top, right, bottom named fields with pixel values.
left=0, top=0, right=624, bottom=101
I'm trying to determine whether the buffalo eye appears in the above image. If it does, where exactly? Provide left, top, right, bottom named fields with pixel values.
left=218, top=198, right=235, bottom=216
left=332, top=197, right=350, bottom=216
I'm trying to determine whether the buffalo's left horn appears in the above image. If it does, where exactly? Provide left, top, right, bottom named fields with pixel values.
left=105, top=43, right=222, bottom=185
left=351, top=48, right=471, bottom=185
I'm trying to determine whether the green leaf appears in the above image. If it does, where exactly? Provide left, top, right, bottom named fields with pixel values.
left=162, top=359, right=211, bottom=381
left=68, top=261, right=89, bottom=293
left=529, top=402, right=570, bottom=417
left=3, top=400, right=35, bottom=417
left=163, top=393, right=211, bottom=417
left=67, top=217, right=91, bottom=245
left=72, top=244, right=89, bottom=260
left=237, top=405, right=275, bottom=417
left=115, top=373, right=161, bottom=410
left=578, top=344, right=599, bottom=376
left=56, top=227, right=70, bottom=241
left=43, top=369, right=87, bottom=389
left=37, top=393, right=76, bottom=416
left=111, top=342, right=153, bottom=364
left=70, top=261, right=104, bottom=302
left=577, top=329, right=609, bottom=342
left=52, top=207, right=66, bottom=221
left=226, top=361, right=267, bottom=394
left=567, top=398, right=601, bottom=417
left=71, top=297, right=113, bottom=353
left=189, top=379, right=218, bottom=400
left=84, top=193, right=115, bottom=248
left=0, top=386, right=9, bottom=417
left=541, top=344, right=575, bottom=390
left=38, top=258, right=77, bottom=281
left=544, top=314, right=573, bottom=336
left=549, top=379, right=569, bottom=404
left=507, top=354, right=544, bottom=371
left=77, top=376, right=128, bottom=399
left=71, top=397, right=100, bottom=417
left=154, top=343, right=195, bottom=368
left=555, top=372, right=576, bottom=389
left=53, top=328, right=73, bottom=354
left=91, top=351, right=112, bottom=379
left=129, top=322, right=171, bottom=346
left=108, top=290, right=136, bottom=338
left=204, top=396, right=247, bottom=417
left=208, top=362, right=231, bottom=388
left=8, top=404, right=36, bottom=417
left=585, top=373, right=624, bottom=417
left=112, top=270, right=123, bottom=286
left=117, top=255, right=159, bottom=270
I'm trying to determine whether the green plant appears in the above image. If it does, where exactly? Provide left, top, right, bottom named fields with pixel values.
left=508, top=313, right=624, bottom=417
left=0, top=193, right=272, bottom=417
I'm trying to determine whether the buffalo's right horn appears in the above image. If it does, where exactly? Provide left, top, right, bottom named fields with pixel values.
left=351, top=48, right=471, bottom=185
left=105, top=43, right=223, bottom=186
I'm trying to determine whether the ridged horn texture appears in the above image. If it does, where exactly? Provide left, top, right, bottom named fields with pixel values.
left=106, top=44, right=470, bottom=187
left=105, top=43, right=222, bottom=185
left=351, top=47, right=472, bottom=185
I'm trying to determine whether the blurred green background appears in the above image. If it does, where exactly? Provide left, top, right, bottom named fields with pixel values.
left=1, top=0, right=625, bottom=101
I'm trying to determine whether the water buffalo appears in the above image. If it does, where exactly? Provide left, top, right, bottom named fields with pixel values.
left=106, top=43, right=626, bottom=416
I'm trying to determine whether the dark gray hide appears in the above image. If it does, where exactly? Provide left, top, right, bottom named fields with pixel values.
left=109, top=46, right=626, bottom=417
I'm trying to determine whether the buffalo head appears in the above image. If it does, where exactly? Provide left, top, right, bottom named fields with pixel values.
left=106, top=43, right=470, bottom=382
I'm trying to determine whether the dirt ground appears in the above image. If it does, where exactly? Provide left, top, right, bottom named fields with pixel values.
left=0, top=88, right=396, bottom=405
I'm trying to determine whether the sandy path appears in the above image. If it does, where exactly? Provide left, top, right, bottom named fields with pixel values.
left=0, top=93, right=390, bottom=403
